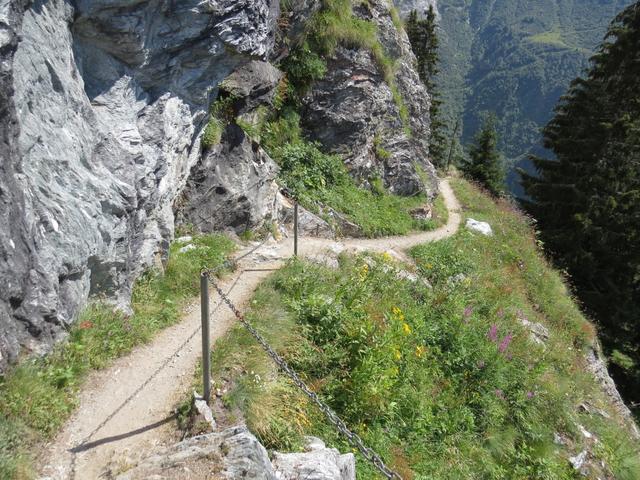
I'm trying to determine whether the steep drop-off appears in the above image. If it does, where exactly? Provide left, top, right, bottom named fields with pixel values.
left=398, top=0, right=633, bottom=193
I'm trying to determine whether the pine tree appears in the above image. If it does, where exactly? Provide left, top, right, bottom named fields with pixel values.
left=463, top=114, right=505, bottom=195
left=519, top=3, right=640, bottom=409
left=406, top=6, right=447, bottom=167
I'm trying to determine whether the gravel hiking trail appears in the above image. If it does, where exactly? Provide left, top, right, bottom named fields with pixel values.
left=39, top=179, right=461, bottom=480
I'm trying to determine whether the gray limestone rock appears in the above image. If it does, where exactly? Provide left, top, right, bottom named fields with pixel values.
left=179, top=124, right=281, bottom=234
left=586, top=342, right=640, bottom=439
left=299, top=0, right=438, bottom=198
left=273, top=436, right=355, bottom=480
left=0, top=0, right=279, bottom=371
left=113, top=427, right=354, bottom=480
left=114, top=426, right=277, bottom=480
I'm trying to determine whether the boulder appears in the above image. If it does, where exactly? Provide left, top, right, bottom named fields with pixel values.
left=114, top=426, right=277, bottom=480
left=112, top=427, right=354, bottom=480
left=466, top=218, right=494, bottom=236
left=273, top=437, right=355, bottom=480
left=178, top=125, right=280, bottom=234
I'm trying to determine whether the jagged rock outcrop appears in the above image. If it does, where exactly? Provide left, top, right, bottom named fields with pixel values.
left=0, top=0, right=280, bottom=371
left=287, top=0, right=438, bottom=197
left=178, top=61, right=283, bottom=233
left=0, top=0, right=440, bottom=370
left=113, top=426, right=355, bottom=480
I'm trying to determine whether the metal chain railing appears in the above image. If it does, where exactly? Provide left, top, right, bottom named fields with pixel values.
left=203, top=270, right=403, bottom=480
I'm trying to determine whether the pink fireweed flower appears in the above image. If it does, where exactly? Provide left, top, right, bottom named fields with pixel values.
left=498, top=333, right=514, bottom=354
left=488, top=324, right=499, bottom=342
left=526, top=391, right=536, bottom=399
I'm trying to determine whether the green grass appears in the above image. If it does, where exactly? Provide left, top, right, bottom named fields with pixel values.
left=210, top=178, right=640, bottom=479
left=528, top=30, right=570, bottom=48
left=0, top=234, right=235, bottom=480
left=259, top=108, right=444, bottom=238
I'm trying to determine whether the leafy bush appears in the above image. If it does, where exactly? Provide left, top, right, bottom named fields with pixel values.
left=281, top=43, right=327, bottom=95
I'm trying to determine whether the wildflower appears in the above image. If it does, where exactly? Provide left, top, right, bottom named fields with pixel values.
left=463, top=306, right=473, bottom=323
left=382, top=252, right=393, bottom=263
left=79, top=321, right=93, bottom=330
left=526, top=391, right=536, bottom=399
left=496, top=308, right=505, bottom=318
left=487, top=324, right=499, bottom=342
left=415, top=345, right=426, bottom=358
left=392, top=306, right=405, bottom=322
left=358, top=263, right=369, bottom=281
left=394, top=349, right=402, bottom=361
left=402, top=323, right=412, bottom=335
left=425, top=263, right=433, bottom=269
left=495, top=389, right=505, bottom=400
left=498, top=333, right=514, bottom=354
left=477, top=360, right=486, bottom=369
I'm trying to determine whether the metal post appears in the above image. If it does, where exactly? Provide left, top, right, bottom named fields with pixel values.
left=294, top=201, right=299, bottom=257
left=200, top=273, right=211, bottom=404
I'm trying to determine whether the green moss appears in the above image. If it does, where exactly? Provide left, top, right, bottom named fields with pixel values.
left=0, top=234, right=235, bottom=479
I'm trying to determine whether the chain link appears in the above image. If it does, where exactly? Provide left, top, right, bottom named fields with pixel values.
left=204, top=271, right=403, bottom=480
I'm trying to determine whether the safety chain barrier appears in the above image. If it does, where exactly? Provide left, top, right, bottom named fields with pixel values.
left=203, top=269, right=403, bottom=480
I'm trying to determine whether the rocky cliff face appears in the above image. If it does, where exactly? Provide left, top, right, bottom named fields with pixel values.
left=0, top=0, right=437, bottom=370
left=298, top=0, right=437, bottom=196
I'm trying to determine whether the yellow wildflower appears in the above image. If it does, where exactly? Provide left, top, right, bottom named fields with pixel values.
left=382, top=252, right=393, bottom=263
left=426, top=263, right=433, bottom=269
left=402, top=323, right=412, bottom=335
left=415, top=345, right=426, bottom=358
left=392, top=306, right=405, bottom=321
left=394, top=349, right=402, bottom=361
left=358, top=263, right=369, bottom=281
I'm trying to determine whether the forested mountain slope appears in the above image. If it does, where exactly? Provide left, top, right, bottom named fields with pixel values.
left=431, top=0, right=633, bottom=193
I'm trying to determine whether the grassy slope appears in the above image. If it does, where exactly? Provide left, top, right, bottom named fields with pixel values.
left=0, top=234, right=235, bottom=479
left=211, top=178, right=640, bottom=479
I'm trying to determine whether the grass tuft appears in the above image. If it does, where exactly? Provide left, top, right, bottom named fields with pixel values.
left=0, top=234, right=235, bottom=479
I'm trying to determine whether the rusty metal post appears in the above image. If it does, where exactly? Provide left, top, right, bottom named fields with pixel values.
left=200, top=273, right=211, bottom=404
left=294, top=201, right=299, bottom=257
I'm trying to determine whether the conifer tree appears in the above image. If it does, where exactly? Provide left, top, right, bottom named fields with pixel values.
left=406, top=6, right=447, bottom=167
left=463, top=114, right=505, bottom=195
left=519, top=2, right=640, bottom=408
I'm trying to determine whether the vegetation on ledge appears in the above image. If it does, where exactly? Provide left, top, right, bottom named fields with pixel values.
left=0, top=234, right=235, bottom=480
left=210, top=178, right=640, bottom=479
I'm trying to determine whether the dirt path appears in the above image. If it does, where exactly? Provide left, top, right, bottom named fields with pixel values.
left=39, top=179, right=461, bottom=480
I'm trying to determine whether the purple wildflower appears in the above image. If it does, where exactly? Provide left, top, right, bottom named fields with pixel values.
left=498, top=333, right=514, bottom=353
left=495, top=389, right=505, bottom=400
left=488, top=324, right=499, bottom=342
left=477, top=360, right=486, bottom=369
left=464, top=306, right=474, bottom=317
left=526, top=391, right=536, bottom=399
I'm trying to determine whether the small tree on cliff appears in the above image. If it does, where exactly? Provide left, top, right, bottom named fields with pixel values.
left=406, top=6, right=447, bottom=167
left=463, top=114, right=505, bottom=195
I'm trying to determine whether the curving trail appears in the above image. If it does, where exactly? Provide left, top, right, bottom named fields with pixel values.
left=39, top=179, right=461, bottom=480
